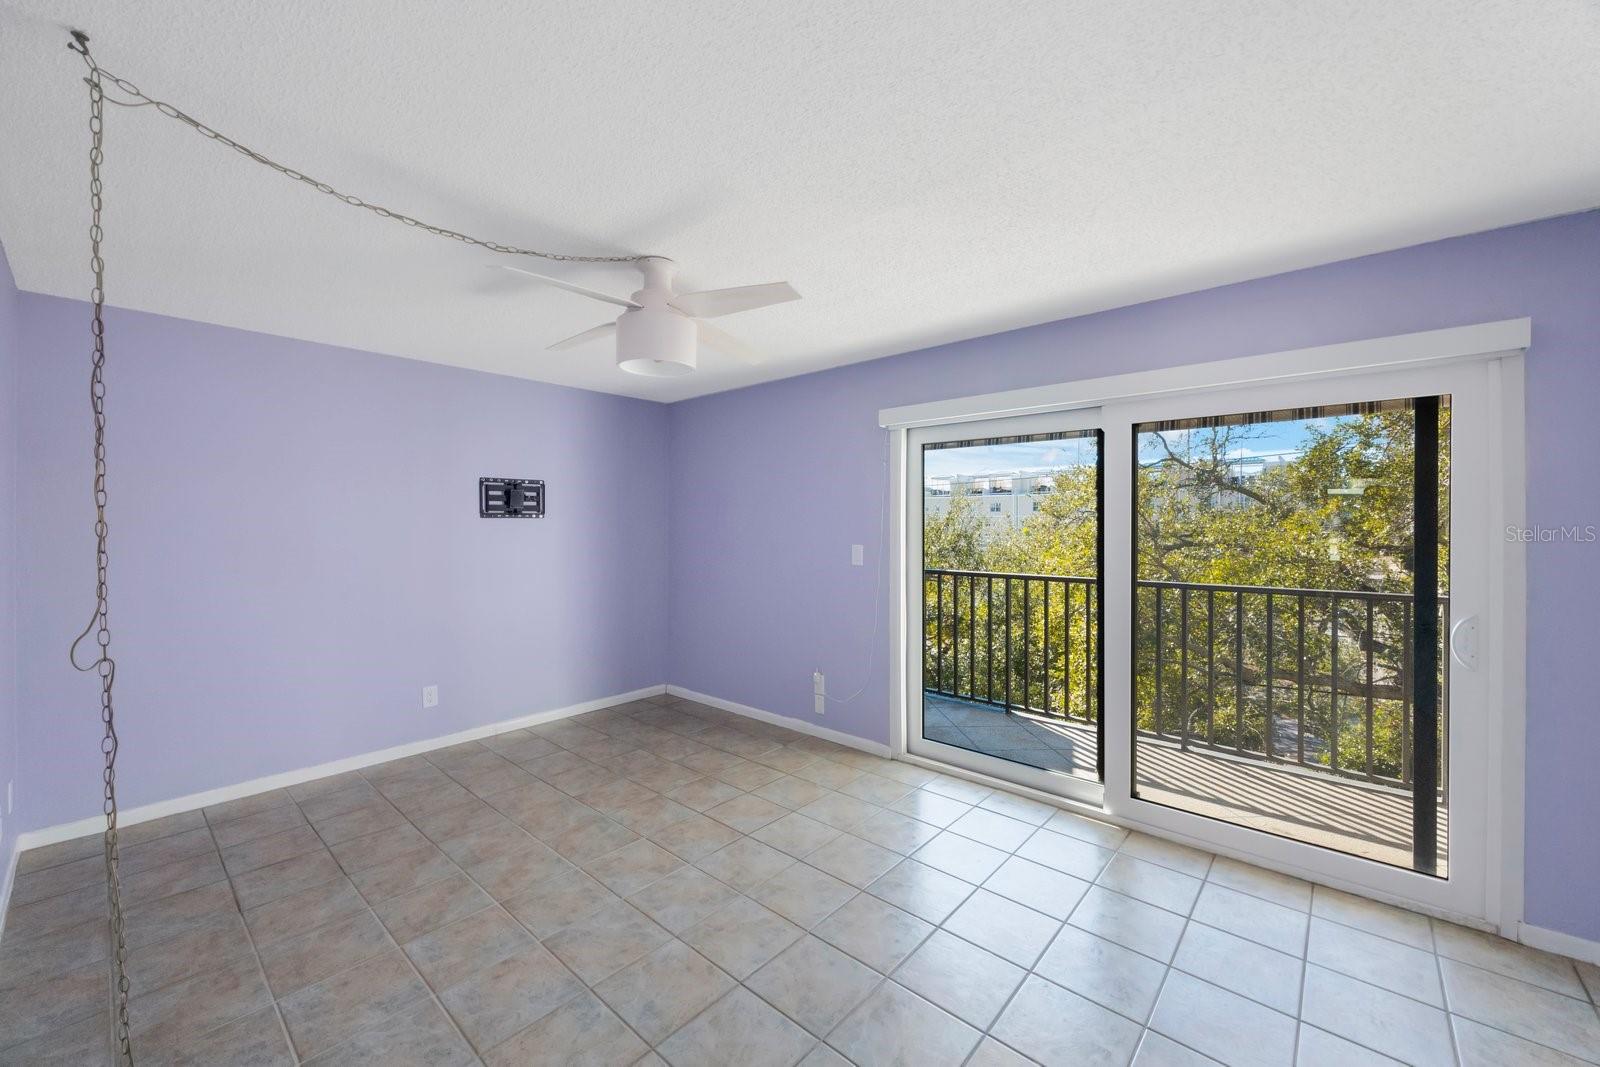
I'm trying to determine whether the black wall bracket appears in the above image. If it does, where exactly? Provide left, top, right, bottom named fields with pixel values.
left=479, top=477, right=544, bottom=518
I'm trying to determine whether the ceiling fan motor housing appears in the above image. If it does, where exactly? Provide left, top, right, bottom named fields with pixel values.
left=616, top=305, right=697, bottom=376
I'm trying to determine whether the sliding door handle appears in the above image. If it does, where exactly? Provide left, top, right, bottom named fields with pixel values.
left=1449, top=616, right=1479, bottom=671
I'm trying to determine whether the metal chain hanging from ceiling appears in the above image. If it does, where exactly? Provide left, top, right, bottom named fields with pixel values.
left=68, top=36, right=651, bottom=264
left=54, top=28, right=664, bottom=1066
left=64, top=30, right=134, bottom=1067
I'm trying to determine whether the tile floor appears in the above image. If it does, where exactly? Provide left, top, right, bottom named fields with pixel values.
left=1, top=693, right=1596, bottom=1065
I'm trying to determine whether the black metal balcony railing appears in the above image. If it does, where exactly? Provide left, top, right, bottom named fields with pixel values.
left=923, top=569, right=1448, bottom=790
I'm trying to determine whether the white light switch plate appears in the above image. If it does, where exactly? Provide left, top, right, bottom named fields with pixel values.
left=851, top=544, right=864, bottom=566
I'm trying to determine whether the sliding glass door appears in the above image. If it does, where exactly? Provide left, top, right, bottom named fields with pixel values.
left=906, top=409, right=1104, bottom=803
left=1130, top=396, right=1450, bottom=875
left=901, top=354, right=1499, bottom=916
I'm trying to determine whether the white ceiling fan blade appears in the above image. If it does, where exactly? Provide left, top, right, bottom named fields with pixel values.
left=547, top=321, right=617, bottom=351
left=495, top=264, right=640, bottom=309
left=697, top=320, right=764, bottom=364
left=670, top=281, right=799, bottom=319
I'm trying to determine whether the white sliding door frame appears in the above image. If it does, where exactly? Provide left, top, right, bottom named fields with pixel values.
left=881, top=319, right=1529, bottom=932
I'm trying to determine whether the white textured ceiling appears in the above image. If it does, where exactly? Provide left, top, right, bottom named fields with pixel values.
left=2, top=1, right=1597, bottom=401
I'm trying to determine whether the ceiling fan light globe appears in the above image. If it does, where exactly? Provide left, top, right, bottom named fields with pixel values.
left=616, top=307, right=697, bottom=376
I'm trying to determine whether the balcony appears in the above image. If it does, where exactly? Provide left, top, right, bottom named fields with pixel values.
left=922, top=568, right=1449, bottom=870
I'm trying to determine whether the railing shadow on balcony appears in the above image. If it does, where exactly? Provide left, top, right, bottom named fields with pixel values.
left=922, top=568, right=1447, bottom=794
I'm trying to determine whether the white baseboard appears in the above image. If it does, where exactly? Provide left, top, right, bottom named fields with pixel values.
left=15, top=684, right=667, bottom=851
left=0, top=843, right=19, bottom=945
left=1518, top=920, right=1600, bottom=967
left=666, top=685, right=892, bottom=759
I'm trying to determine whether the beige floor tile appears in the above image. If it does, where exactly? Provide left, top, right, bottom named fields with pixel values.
left=348, top=845, right=458, bottom=905
left=1068, top=883, right=1184, bottom=966
left=628, top=865, right=740, bottom=934
left=665, top=776, right=746, bottom=812
left=815, top=892, right=932, bottom=973
left=947, top=808, right=1037, bottom=852
left=582, top=838, right=686, bottom=897
left=309, top=800, right=408, bottom=846
left=612, top=795, right=698, bottom=836
left=682, top=897, right=804, bottom=979
left=751, top=812, right=842, bottom=859
left=1205, top=855, right=1310, bottom=911
left=482, top=991, right=647, bottom=1067
left=1451, top=1013, right=1595, bottom=1067
left=211, top=803, right=307, bottom=849
left=220, top=823, right=325, bottom=877
left=837, top=772, right=916, bottom=807
left=303, top=996, right=477, bottom=1066
left=1014, top=827, right=1114, bottom=881
left=888, top=788, right=972, bottom=828
left=543, top=814, right=642, bottom=864
left=753, top=775, right=831, bottom=810
left=695, top=837, right=797, bottom=892
left=747, top=935, right=882, bottom=1035
left=1149, top=971, right=1297, bottom=1067
left=894, top=928, right=1024, bottom=1028
left=502, top=866, right=618, bottom=938
left=1433, top=920, right=1587, bottom=998
left=976, top=790, right=1058, bottom=826
left=373, top=870, right=494, bottom=944
left=1120, top=832, right=1215, bottom=879
left=1173, top=922, right=1302, bottom=1015
left=706, top=793, right=791, bottom=834
left=324, top=823, right=432, bottom=875
left=944, top=889, right=1061, bottom=968
left=748, top=863, right=859, bottom=929
left=231, top=849, right=344, bottom=911
left=791, top=757, right=866, bottom=792
left=649, top=812, right=744, bottom=862
left=1043, top=809, right=1128, bottom=850
left=542, top=898, right=672, bottom=985
left=913, top=831, right=1009, bottom=884
left=851, top=809, right=944, bottom=854
left=465, top=839, right=575, bottom=900
left=982, top=855, right=1090, bottom=920
left=0, top=957, right=107, bottom=1047
left=1299, top=964, right=1453, bottom=1067
left=1036, top=923, right=1166, bottom=1022
left=805, top=834, right=901, bottom=888
left=657, top=987, right=815, bottom=1067
left=1295, top=1024, right=1403, bottom=1066
left=798, top=791, right=883, bottom=831
left=124, top=913, right=253, bottom=992
left=577, top=776, right=659, bottom=817
left=403, top=906, right=536, bottom=992
left=1134, top=1030, right=1226, bottom=1065
left=595, top=939, right=734, bottom=1044
left=1095, top=854, right=1202, bottom=915
left=124, top=879, right=240, bottom=950
left=148, top=1004, right=294, bottom=1067
left=438, top=941, right=585, bottom=1050
left=865, top=858, right=974, bottom=924
left=1309, top=885, right=1431, bottom=949
left=828, top=981, right=981, bottom=1067
left=1189, top=883, right=1307, bottom=957
left=259, top=909, right=391, bottom=997
left=1306, top=916, right=1441, bottom=1005
left=129, top=955, right=274, bottom=1055
left=1439, top=957, right=1600, bottom=1061
left=437, top=820, right=538, bottom=869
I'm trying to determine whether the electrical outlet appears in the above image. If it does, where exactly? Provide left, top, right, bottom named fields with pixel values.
left=422, top=685, right=439, bottom=709
left=851, top=544, right=864, bottom=566
left=813, top=672, right=825, bottom=716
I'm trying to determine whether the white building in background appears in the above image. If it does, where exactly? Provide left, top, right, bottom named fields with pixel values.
left=924, top=471, right=1055, bottom=534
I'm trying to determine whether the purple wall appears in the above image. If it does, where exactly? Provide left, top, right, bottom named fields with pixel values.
left=0, top=242, right=19, bottom=905
left=16, top=295, right=669, bottom=831
left=667, top=210, right=1600, bottom=941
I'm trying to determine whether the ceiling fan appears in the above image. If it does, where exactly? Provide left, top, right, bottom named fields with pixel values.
left=495, top=257, right=800, bottom=377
